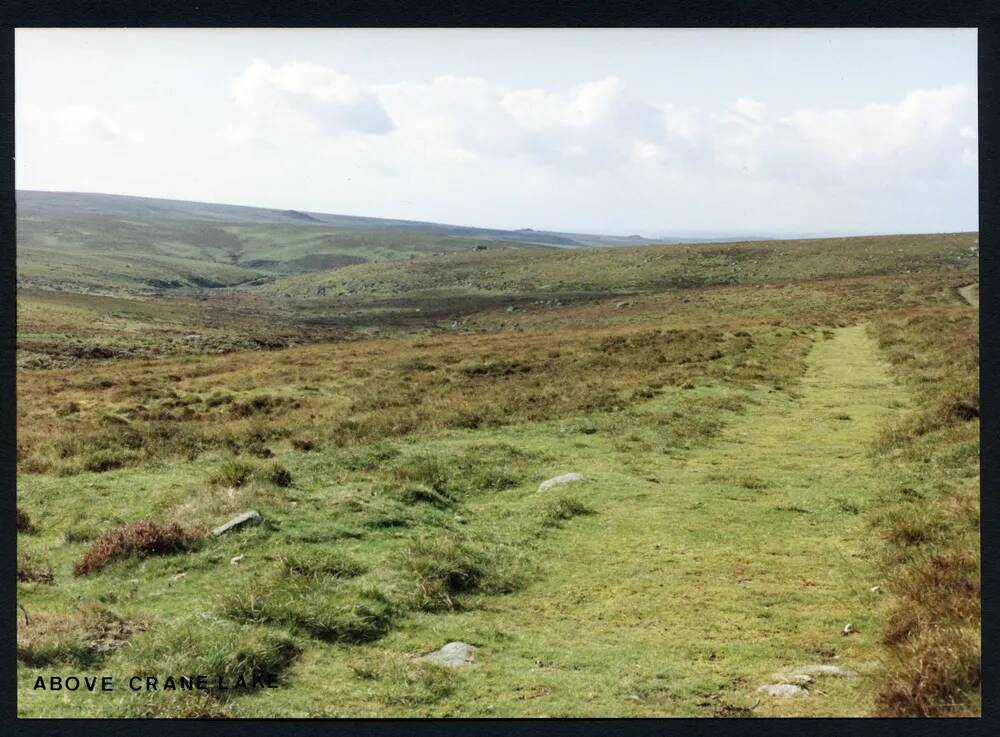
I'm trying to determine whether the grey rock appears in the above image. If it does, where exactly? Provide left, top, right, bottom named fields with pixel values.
left=791, top=664, right=859, bottom=678
left=537, top=473, right=586, bottom=493
left=757, top=683, right=807, bottom=697
left=842, top=623, right=856, bottom=636
left=417, top=641, right=476, bottom=668
left=211, top=510, right=262, bottom=537
left=230, top=555, right=245, bottom=565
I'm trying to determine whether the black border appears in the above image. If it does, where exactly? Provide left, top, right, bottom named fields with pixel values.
left=1, top=2, right=997, bottom=736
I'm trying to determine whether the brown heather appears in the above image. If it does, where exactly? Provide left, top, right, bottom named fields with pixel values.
left=73, top=519, right=202, bottom=576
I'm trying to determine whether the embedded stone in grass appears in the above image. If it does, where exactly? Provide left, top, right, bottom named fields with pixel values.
left=537, top=473, right=586, bottom=493
left=757, top=683, right=807, bottom=697
left=212, top=510, right=262, bottom=537
left=417, top=641, right=477, bottom=667
left=790, top=664, right=860, bottom=678
left=780, top=674, right=815, bottom=685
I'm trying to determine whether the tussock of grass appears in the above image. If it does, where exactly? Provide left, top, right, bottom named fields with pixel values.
left=125, top=615, right=300, bottom=685
left=396, top=484, right=454, bottom=508
left=222, top=574, right=395, bottom=643
left=543, top=495, right=595, bottom=527
left=63, top=524, right=99, bottom=543
left=208, top=455, right=293, bottom=488
left=404, top=534, right=524, bottom=612
left=348, top=653, right=456, bottom=706
left=80, top=447, right=132, bottom=473
left=279, top=550, right=365, bottom=579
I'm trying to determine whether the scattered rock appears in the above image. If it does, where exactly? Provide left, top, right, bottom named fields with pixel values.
left=869, top=585, right=881, bottom=594
left=417, top=641, right=477, bottom=668
left=230, top=555, right=245, bottom=565
left=757, top=683, right=807, bottom=697
left=211, top=510, right=262, bottom=537
left=791, top=664, right=859, bottom=678
left=842, top=623, right=856, bottom=636
left=537, top=473, right=586, bottom=493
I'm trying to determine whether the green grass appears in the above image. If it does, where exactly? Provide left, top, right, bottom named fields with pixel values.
left=17, top=329, right=927, bottom=716
left=15, top=199, right=979, bottom=717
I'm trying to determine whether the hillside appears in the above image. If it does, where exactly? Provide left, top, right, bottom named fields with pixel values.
left=17, top=191, right=830, bottom=297
left=16, top=191, right=562, bottom=295
left=265, top=231, right=978, bottom=307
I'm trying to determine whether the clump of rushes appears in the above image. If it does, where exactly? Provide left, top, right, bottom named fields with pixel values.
left=73, top=519, right=201, bottom=576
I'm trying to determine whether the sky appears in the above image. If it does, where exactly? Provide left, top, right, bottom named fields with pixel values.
left=16, top=28, right=978, bottom=237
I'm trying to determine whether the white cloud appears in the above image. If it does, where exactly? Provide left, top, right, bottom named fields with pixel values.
left=500, top=76, right=621, bottom=129
left=231, top=60, right=394, bottom=141
left=19, top=100, right=127, bottom=142
left=960, top=125, right=978, bottom=167
left=223, top=61, right=975, bottom=192
left=780, top=85, right=970, bottom=172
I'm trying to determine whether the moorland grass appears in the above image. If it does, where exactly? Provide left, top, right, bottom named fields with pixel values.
left=867, top=307, right=980, bottom=716
left=15, top=231, right=979, bottom=717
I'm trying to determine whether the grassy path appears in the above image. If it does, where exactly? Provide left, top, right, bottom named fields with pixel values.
left=238, top=325, right=909, bottom=717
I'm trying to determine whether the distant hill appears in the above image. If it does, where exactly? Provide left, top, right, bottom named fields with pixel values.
left=15, top=190, right=565, bottom=295
left=18, top=190, right=803, bottom=296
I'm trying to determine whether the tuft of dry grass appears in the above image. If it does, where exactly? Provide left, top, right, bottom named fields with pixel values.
left=17, top=604, right=141, bottom=666
left=17, top=551, right=54, bottom=584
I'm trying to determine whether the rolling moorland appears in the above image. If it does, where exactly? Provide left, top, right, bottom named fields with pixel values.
left=15, top=191, right=980, bottom=717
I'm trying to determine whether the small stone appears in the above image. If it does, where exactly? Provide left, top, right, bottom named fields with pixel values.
left=170, top=572, right=187, bottom=581
left=869, top=585, right=881, bottom=594
left=842, top=623, right=856, bottom=636
left=230, top=555, right=244, bottom=565
left=757, top=683, right=807, bottom=697
left=211, top=510, right=262, bottom=537
left=537, top=473, right=586, bottom=493
left=417, top=641, right=476, bottom=668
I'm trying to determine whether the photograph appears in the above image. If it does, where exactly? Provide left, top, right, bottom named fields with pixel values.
left=13, top=27, right=980, bottom=718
